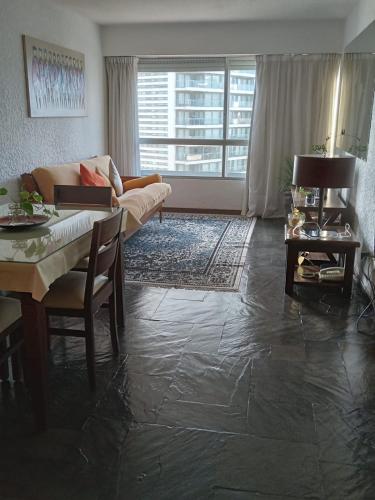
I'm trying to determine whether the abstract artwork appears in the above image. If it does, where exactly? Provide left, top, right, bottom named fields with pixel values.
left=23, top=35, right=86, bottom=117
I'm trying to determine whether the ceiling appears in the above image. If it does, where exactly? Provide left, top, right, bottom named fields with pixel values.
left=48, top=0, right=359, bottom=25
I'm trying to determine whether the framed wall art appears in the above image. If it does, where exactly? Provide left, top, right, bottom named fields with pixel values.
left=23, top=35, right=87, bottom=117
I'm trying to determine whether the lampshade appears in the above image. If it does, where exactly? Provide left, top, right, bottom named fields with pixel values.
left=293, top=155, right=356, bottom=188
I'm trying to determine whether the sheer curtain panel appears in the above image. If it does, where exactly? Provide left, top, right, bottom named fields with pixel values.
left=245, top=54, right=341, bottom=217
left=106, top=57, right=140, bottom=176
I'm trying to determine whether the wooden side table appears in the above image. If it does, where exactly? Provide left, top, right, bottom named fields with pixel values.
left=292, top=188, right=351, bottom=226
left=285, top=225, right=360, bottom=298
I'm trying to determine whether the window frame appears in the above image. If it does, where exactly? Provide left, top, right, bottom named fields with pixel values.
left=137, top=57, right=255, bottom=179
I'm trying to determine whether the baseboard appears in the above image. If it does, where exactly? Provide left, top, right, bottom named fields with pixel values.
left=163, top=207, right=242, bottom=215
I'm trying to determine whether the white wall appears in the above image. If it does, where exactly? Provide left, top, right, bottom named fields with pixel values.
left=0, top=0, right=106, bottom=197
left=344, top=0, right=375, bottom=48
left=101, top=20, right=345, bottom=56
left=350, top=94, right=375, bottom=254
left=164, top=178, right=244, bottom=211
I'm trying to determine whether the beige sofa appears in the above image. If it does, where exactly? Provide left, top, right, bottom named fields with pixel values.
left=26, top=155, right=172, bottom=237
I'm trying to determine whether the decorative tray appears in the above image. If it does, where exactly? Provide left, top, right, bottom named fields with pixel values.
left=0, top=214, right=50, bottom=230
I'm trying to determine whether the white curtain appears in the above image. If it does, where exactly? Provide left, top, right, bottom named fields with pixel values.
left=106, top=56, right=140, bottom=176
left=336, top=53, right=375, bottom=155
left=244, top=54, right=341, bottom=217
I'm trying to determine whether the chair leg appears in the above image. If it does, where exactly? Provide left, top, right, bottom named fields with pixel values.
left=84, top=314, right=96, bottom=391
left=159, top=208, right=163, bottom=223
left=109, top=293, right=119, bottom=355
left=0, top=338, right=9, bottom=381
left=115, top=237, right=125, bottom=328
left=10, top=331, right=22, bottom=382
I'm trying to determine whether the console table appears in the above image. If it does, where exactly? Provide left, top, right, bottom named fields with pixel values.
left=285, top=225, right=360, bottom=298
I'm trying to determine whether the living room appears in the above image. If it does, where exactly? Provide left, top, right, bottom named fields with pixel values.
left=0, top=0, right=375, bottom=498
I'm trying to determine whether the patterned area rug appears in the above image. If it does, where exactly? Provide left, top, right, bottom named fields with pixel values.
left=124, top=213, right=256, bottom=290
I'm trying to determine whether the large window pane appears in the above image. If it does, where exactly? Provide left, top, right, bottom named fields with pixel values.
left=138, top=71, right=224, bottom=139
left=140, top=144, right=222, bottom=177
left=225, top=145, right=249, bottom=177
left=137, top=59, right=255, bottom=178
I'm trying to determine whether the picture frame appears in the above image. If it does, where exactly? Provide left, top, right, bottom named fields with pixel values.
left=23, top=35, right=87, bottom=118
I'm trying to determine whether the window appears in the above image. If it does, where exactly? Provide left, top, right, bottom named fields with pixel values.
left=137, top=57, right=255, bottom=178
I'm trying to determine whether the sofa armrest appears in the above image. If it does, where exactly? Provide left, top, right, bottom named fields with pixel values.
left=121, top=173, right=163, bottom=191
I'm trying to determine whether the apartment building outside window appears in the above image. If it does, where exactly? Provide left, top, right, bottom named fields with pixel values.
left=137, top=57, right=255, bottom=178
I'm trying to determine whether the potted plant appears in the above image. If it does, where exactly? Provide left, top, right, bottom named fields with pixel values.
left=0, top=187, right=58, bottom=224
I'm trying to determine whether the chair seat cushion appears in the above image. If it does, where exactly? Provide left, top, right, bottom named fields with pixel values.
left=0, top=297, right=21, bottom=333
left=42, top=271, right=108, bottom=310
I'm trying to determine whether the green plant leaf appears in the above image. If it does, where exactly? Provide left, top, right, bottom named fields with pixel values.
left=31, top=191, right=43, bottom=203
left=0, top=187, right=8, bottom=196
left=20, top=201, right=34, bottom=216
left=19, top=190, right=30, bottom=202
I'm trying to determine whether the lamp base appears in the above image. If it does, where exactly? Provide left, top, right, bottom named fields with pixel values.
left=317, top=187, right=325, bottom=228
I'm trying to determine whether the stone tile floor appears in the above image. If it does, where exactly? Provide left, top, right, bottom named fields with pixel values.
left=1, top=219, right=375, bottom=499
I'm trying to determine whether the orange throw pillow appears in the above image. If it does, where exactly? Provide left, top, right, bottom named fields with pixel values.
left=80, top=164, right=107, bottom=187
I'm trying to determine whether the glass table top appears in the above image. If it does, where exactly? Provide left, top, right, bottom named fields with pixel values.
left=0, top=205, right=120, bottom=264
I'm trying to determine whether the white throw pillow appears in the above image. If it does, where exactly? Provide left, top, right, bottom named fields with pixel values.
left=109, top=159, right=124, bottom=197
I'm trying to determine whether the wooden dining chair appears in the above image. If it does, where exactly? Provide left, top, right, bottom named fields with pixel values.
left=54, top=185, right=113, bottom=209
left=42, top=209, right=123, bottom=390
left=0, top=297, right=23, bottom=382
left=54, top=185, right=126, bottom=329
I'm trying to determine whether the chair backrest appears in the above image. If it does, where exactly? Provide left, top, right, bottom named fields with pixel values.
left=84, top=209, right=123, bottom=304
left=54, top=185, right=112, bottom=208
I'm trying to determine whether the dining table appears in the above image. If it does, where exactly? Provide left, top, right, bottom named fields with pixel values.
left=0, top=205, right=127, bottom=431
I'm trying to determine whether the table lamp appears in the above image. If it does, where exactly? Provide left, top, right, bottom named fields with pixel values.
left=293, top=154, right=356, bottom=227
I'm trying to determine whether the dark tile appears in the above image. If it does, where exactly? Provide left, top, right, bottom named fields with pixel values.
left=220, top=316, right=304, bottom=354
left=124, top=284, right=167, bottom=319
left=340, top=343, right=375, bottom=408
left=184, top=323, right=224, bottom=354
left=271, top=344, right=306, bottom=361
left=216, top=434, right=322, bottom=498
left=117, top=424, right=225, bottom=500
left=252, top=357, right=353, bottom=409
left=248, top=396, right=316, bottom=443
left=122, top=318, right=192, bottom=356
left=157, top=400, right=248, bottom=434
left=125, top=354, right=180, bottom=376
left=213, top=490, right=301, bottom=500
left=152, top=294, right=229, bottom=325
left=0, top=429, right=93, bottom=500
left=165, top=288, right=207, bottom=301
left=314, top=404, right=375, bottom=468
left=163, top=352, right=252, bottom=411
left=320, top=461, right=375, bottom=500
left=125, top=372, right=173, bottom=423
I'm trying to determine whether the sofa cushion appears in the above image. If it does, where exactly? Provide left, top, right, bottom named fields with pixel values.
left=32, top=162, right=81, bottom=203
left=123, top=173, right=162, bottom=191
left=109, top=159, right=124, bottom=197
left=80, top=164, right=107, bottom=187
left=81, top=155, right=111, bottom=178
left=114, top=182, right=171, bottom=232
left=95, top=168, right=116, bottom=197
